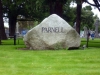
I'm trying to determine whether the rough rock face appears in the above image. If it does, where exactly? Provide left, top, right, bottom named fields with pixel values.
left=23, top=14, right=81, bottom=50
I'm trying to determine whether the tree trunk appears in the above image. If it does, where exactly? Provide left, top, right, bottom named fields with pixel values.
left=54, top=0, right=63, bottom=17
left=76, top=3, right=82, bottom=35
left=49, top=0, right=54, bottom=14
left=9, top=16, right=17, bottom=36
left=0, top=0, right=7, bottom=41
left=0, top=0, right=2, bottom=44
left=49, top=0, right=63, bottom=17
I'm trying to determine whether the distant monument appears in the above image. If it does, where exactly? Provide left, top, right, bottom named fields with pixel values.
left=73, top=22, right=76, bottom=30
left=94, top=19, right=99, bottom=38
left=23, top=14, right=81, bottom=50
left=16, top=22, right=19, bottom=36
left=83, top=26, right=88, bottom=38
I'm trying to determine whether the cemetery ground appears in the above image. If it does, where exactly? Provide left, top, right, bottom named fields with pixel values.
left=0, top=38, right=100, bottom=75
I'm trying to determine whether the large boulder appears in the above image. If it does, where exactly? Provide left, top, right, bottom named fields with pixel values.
left=23, top=14, right=81, bottom=50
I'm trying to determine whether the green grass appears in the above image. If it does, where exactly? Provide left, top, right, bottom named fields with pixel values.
left=81, top=38, right=100, bottom=48
left=1, top=38, right=24, bottom=45
left=0, top=38, right=100, bottom=75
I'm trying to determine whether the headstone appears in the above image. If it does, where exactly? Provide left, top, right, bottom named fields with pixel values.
left=83, top=26, right=88, bottom=38
left=73, top=22, right=76, bottom=29
left=94, top=19, right=99, bottom=37
left=16, top=22, right=19, bottom=37
left=5, top=28, right=9, bottom=38
left=23, top=14, right=81, bottom=50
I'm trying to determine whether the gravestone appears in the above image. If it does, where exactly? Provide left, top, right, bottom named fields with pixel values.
left=23, top=14, right=81, bottom=50
left=94, top=19, right=99, bottom=38
left=83, top=26, right=88, bottom=38
left=73, top=22, right=76, bottom=30
left=16, top=22, right=19, bottom=37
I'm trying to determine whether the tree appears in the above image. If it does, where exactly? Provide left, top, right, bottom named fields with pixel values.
left=63, top=2, right=95, bottom=31
left=2, top=0, right=39, bottom=36
left=0, top=0, right=7, bottom=41
left=44, top=0, right=69, bottom=17
left=75, top=0, right=82, bottom=34
left=0, top=0, right=2, bottom=44
left=2, top=0, right=27, bottom=36
left=81, top=6, right=94, bottom=30
left=71, top=0, right=85, bottom=34
left=63, top=4, right=76, bottom=26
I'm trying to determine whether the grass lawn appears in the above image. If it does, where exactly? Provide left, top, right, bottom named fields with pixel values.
left=0, top=38, right=100, bottom=75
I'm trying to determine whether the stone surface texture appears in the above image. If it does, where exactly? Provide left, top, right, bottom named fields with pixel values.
left=23, top=14, right=81, bottom=50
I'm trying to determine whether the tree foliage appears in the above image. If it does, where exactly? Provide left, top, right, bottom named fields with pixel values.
left=2, top=0, right=48, bottom=36
left=63, top=4, right=95, bottom=31
left=81, top=6, right=94, bottom=30
left=63, top=5, right=76, bottom=26
left=1, top=0, right=97, bottom=36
